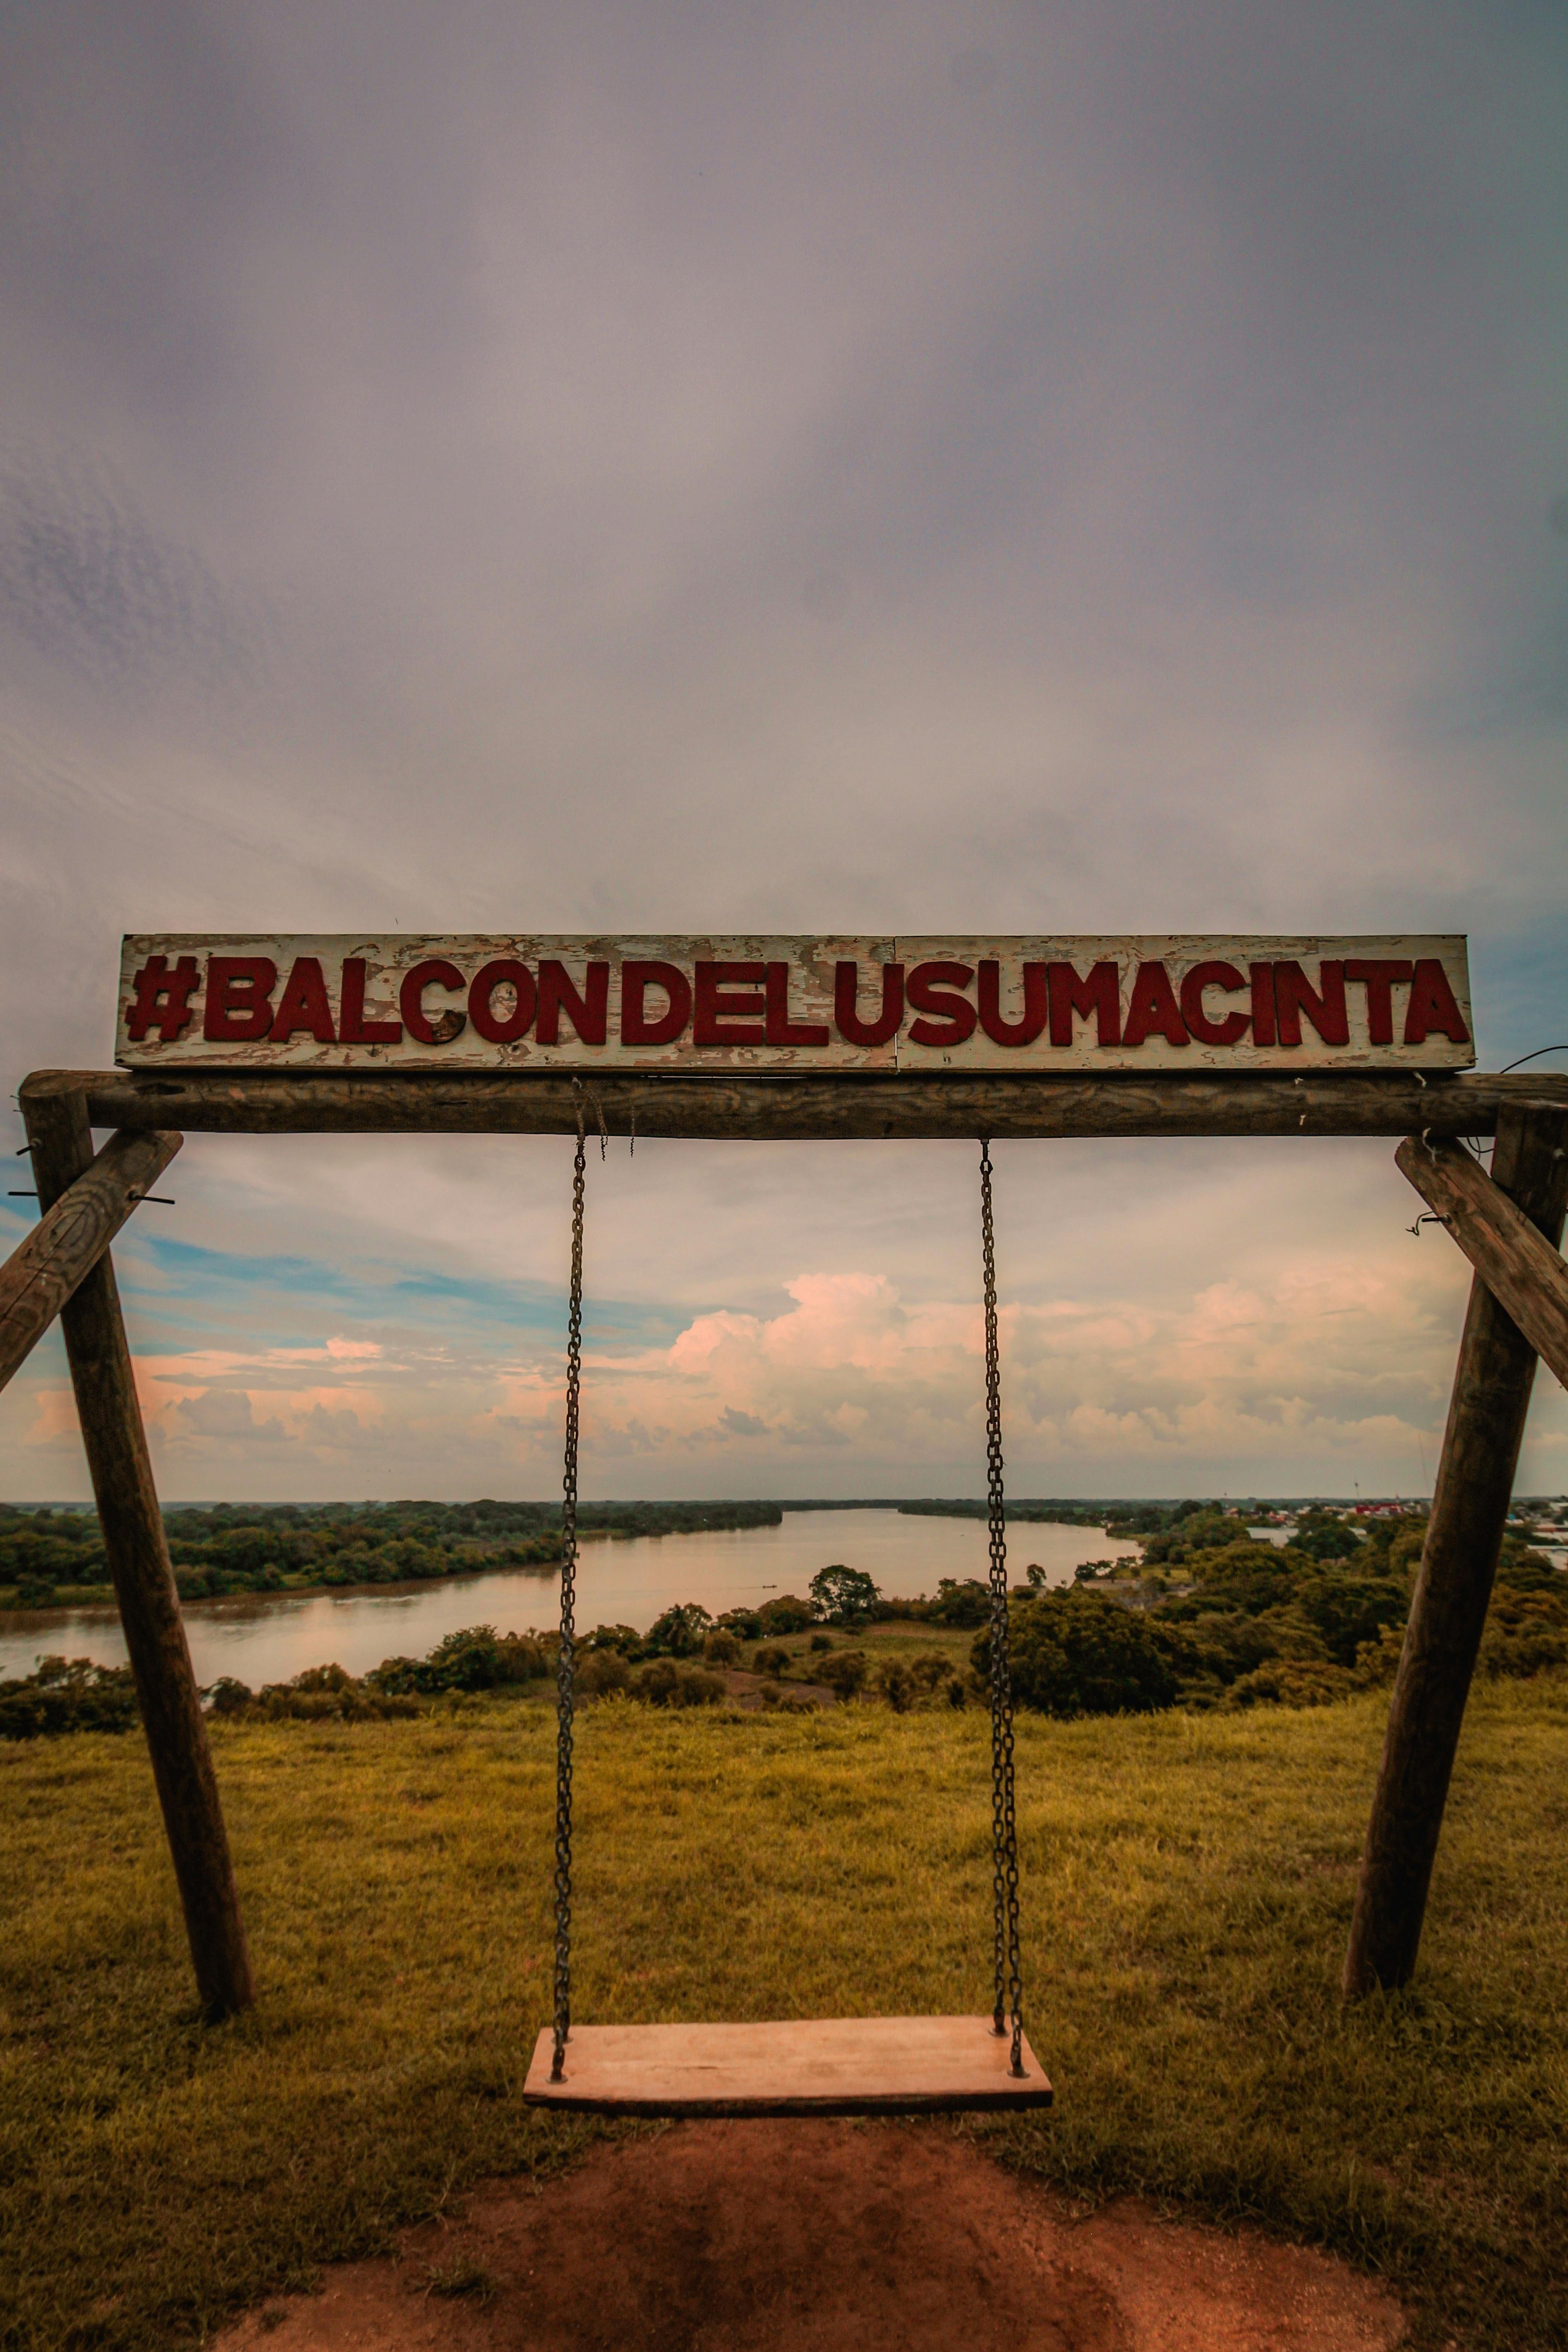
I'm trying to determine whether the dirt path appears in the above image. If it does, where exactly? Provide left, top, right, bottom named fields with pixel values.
left=219, top=2120, right=1406, bottom=2351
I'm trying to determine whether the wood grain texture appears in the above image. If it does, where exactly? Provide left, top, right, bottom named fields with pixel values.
left=22, top=1066, right=1567, bottom=1141
left=0, top=1128, right=181, bottom=1393
left=1397, top=1133, right=1568, bottom=1392
left=1343, top=1105, right=1568, bottom=1998
left=521, top=2015, right=1053, bottom=2117
left=21, top=1091, right=254, bottom=2021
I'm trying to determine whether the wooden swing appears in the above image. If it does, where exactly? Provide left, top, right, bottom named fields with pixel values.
left=522, top=1131, right=1051, bottom=2118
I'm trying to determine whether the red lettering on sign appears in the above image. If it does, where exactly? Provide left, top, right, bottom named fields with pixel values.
left=978, top=961, right=1048, bottom=1048
left=1046, top=961, right=1120, bottom=1048
left=469, top=960, right=536, bottom=1044
left=621, top=962, right=692, bottom=1047
left=834, top=962, right=904, bottom=1047
left=1344, top=959, right=1413, bottom=1046
left=203, top=956, right=277, bottom=1044
left=537, top=961, right=609, bottom=1047
left=1249, top=963, right=1276, bottom=1047
left=339, top=959, right=402, bottom=1046
left=125, top=954, right=202, bottom=1043
left=695, top=962, right=767, bottom=1046
left=764, top=962, right=830, bottom=1046
left=1403, top=959, right=1471, bottom=1047
left=1122, top=962, right=1188, bottom=1049
left=270, top=957, right=337, bottom=1045
left=1178, top=961, right=1250, bottom=1048
left=1275, top=960, right=1349, bottom=1049
left=907, top=962, right=977, bottom=1049
left=399, top=959, right=467, bottom=1046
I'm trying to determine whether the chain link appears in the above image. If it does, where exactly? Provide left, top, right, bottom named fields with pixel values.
left=981, top=1140, right=1024, bottom=2076
left=550, top=1118, right=587, bottom=2080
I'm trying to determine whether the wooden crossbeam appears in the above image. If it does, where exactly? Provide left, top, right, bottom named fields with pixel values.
left=20, top=1065, right=1568, bottom=1141
left=0, top=1128, right=182, bottom=1394
left=1397, top=1132, right=1568, bottom=1391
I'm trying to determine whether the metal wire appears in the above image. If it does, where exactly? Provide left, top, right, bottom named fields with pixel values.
left=981, top=1139, right=1024, bottom=2076
left=550, top=1118, right=587, bottom=2080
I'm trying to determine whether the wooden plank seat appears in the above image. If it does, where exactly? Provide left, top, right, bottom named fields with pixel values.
left=522, top=2015, right=1052, bottom=2118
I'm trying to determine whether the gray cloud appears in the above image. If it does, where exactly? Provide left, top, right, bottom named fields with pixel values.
left=2, top=0, right=1566, bottom=1496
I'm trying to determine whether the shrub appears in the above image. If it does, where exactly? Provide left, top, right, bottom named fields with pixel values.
left=928, top=1578, right=992, bottom=1628
left=909, top=1652, right=952, bottom=1692
left=944, top=1676, right=967, bottom=1709
left=645, top=1602, right=714, bottom=1657
left=632, top=1660, right=725, bottom=1708
left=808, top=1632, right=834, bottom=1653
left=370, top=1626, right=545, bottom=1695
left=877, top=1660, right=915, bottom=1714
left=577, top=1650, right=630, bottom=1697
left=0, top=1656, right=139, bottom=1741
left=753, top=1645, right=790, bottom=1678
left=816, top=1651, right=868, bottom=1700
left=1225, top=1658, right=1355, bottom=1710
left=207, top=1676, right=254, bottom=1717
left=703, top=1630, right=742, bottom=1667
left=977, top=1592, right=1184, bottom=1719
left=759, top=1594, right=815, bottom=1635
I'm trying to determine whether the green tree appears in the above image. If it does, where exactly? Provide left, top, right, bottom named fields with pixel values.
left=976, top=1592, right=1185, bottom=1718
left=808, top=1563, right=881, bottom=1621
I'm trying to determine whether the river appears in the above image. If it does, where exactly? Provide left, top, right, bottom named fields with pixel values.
left=0, top=1509, right=1128, bottom=1689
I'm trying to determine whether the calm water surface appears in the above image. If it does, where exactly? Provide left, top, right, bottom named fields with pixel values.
left=0, top=1510, right=1126, bottom=1688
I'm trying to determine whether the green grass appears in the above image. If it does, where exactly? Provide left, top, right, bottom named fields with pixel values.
left=4, top=1680, right=1567, bottom=2351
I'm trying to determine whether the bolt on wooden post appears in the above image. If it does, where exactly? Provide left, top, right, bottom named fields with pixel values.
left=22, top=1088, right=255, bottom=2021
left=1343, top=1104, right=1568, bottom=1998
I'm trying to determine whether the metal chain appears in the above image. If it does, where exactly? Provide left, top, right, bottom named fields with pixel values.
left=550, top=1118, right=587, bottom=2080
left=981, top=1140, right=1024, bottom=2076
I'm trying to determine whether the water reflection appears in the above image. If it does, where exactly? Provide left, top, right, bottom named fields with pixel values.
left=0, top=1510, right=1123, bottom=1687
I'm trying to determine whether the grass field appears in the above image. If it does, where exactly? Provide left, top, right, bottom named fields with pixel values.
left=4, top=1675, right=1567, bottom=2352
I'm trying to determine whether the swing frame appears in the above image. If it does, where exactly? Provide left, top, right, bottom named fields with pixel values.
left=9, top=1060, right=1568, bottom=2040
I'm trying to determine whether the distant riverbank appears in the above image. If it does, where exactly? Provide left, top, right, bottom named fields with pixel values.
left=0, top=1510, right=1124, bottom=1686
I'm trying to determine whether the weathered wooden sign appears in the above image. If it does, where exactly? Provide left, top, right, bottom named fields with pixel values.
left=115, top=935, right=1474, bottom=1073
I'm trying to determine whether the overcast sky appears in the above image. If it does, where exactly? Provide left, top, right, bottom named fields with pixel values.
left=2, top=0, right=1566, bottom=1502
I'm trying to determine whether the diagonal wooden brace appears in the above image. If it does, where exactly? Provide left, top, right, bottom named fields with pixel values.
left=21, top=1090, right=254, bottom=2021
left=1397, top=1130, right=1568, bottom=1391
left=1344, top=1104, right=1568, bottom=1997
left=0, top=1128, right=183, bottom=1393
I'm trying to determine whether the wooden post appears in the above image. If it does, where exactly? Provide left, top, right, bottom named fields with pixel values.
left=0, top=1127, right=183, bottom=1393
left=22, top=1091, right=255, bottom=2020
left=1343, top=1104, right=1568, bottom=1998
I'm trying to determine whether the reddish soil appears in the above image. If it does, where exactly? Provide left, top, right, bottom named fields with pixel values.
left=219, top=2119, right=1407, bottom=2351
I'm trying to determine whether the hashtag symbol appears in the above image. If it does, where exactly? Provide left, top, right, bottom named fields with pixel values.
left=125, top=955, right=202, bottom=1043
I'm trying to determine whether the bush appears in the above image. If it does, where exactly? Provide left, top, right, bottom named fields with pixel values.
left=816, top=1651, right=868, bottom=1700
left=909, top=1652, right=952, bottom=1692
left=645, top=1602, right=714, bottom=1657
left=753, top=1645, right=790, bottom=1678
left=877, top=1660, right=915, bottom=1714
left=978, top=1592, right=1184, bottom=1719
left=633, top=1660, right=724, bottom=1707
left=1225, top=1659, right=1355, bottom=1710
left=577, top=1650, right=630, bottom=1696
left=207, top=1676, right=254, bottom=1717
left=370, top=1626, right=545, bottom=1695
left=808, top=1632, right=834, bottom=1653
left=759, top=1594, right=815, bottom=1635
left=944, top=1676, right=967, bottom=1709
left=0, top=1656, right=139, bottom=1741
left=928, top=1578, right=992, bottom=1628
left=703, top=1630, right=741, bottom=1667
